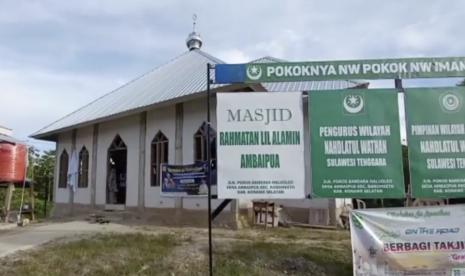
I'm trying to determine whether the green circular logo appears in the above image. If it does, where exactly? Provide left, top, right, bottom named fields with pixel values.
left=246, top=65, right=262, bottom=80
left=440, top=92, right=462, bottom=112
left=343, top=95, right=364, bottom=114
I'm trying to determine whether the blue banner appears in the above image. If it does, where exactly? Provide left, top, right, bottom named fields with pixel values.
left=160, top=162, right=215, bottom=197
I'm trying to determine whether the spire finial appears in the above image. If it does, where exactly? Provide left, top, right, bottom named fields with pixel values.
left=186, top=14, right=202, bottom=50
left=192, top=14, right=197, bottom=32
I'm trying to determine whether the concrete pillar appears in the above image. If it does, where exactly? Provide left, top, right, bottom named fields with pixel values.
left=138, top=112, right=147, bottom=210
left=175, top=103, right=183, bottom=168
left=230, top=198, right=239, bottom=229
left=328, top=199, right=337, bottom=226
left=53, top=142, right=59, bottom=204
left=175, top=103, right=184, bottom=223
left=90, top=124, right=99, bottom=207
left=69, top=129, right=77, bottom=214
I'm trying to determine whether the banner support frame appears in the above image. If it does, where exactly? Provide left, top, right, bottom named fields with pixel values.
left=206, top=63, right=213, bottom=276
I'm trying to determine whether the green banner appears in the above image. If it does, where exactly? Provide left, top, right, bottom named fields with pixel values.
left=406, top=87, right=465, bottom=198
left=309, top=89, right=405, bottom=198
left=244, top=57, right=465, bottom=82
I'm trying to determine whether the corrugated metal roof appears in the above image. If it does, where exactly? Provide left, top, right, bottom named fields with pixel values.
left=32, top=50, right=367, bottom=139
left=0, top=134, right=24, bottom=145
left=262, top=80, right=363, bottom=92
left=32, top=50, right=226, bottom=138
left=250, top=56, right=286, bottom=63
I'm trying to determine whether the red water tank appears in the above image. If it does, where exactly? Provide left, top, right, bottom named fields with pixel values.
left=0, top=142, right=27, bottom=183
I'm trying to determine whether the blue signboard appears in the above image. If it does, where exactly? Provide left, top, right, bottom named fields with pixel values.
left=215, top=64, right=246, bottom=84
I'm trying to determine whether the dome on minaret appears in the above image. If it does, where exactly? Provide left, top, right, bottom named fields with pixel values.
left=186, top=14, right=202, bottom=51
left=186, top=31, right=202, bottom=50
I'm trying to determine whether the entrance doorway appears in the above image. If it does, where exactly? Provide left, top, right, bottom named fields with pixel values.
left=107, top=135, right=127, bottom=205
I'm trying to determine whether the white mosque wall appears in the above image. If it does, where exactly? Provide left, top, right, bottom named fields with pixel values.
left=55, top=131, right=72, bottom=203
left=73, top=126, right=93, bottom=204
left=95, top=115, right=140, bottom=207
left=144, top=105, right=176, bottom=208
left=52, top=94, right=338, bottom=218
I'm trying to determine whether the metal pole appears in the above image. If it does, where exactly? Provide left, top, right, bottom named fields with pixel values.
left=395, top=78, right=411, bottom=206
left=206, top=63, right=213, bottom=276
left=44, top=179, right=47, bottom=217
left=44, top=170, right=49, bottom=217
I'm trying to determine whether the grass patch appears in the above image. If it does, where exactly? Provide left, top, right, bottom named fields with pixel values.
left=0, top=233, right=178, bottom=276
left=0, top=228, right=353, bottom=275
left=215, top=241, right=352, bottom=276
left=264, top=227, right=350, bottom=242
left=233, top=227, right=350, bottom=243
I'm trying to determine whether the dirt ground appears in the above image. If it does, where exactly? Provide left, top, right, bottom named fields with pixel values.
left=0, top=222, right=352, bottom=275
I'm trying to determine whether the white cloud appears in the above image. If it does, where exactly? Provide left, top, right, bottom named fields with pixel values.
left=0, top=67, right=122, bottom=150
left=0, top=0, right=464, bottom=152
left=216, top=49, right=251, bottom=63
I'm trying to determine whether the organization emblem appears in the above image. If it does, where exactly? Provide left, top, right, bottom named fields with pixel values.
left=246, top=65, right=263, bottom=80
left=440, top=92, right=462, bottom=112
left=343, top=94, right=365, bottom=114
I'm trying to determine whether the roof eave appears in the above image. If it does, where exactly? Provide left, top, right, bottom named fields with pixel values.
left=30, top=83, right=258, bottom=140
left=31, top=80, right=365, bottom=141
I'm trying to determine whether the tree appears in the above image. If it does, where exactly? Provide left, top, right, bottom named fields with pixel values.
left=32, top=150, right=55, bottom=202
left=27, top=146, right=40, bottom=178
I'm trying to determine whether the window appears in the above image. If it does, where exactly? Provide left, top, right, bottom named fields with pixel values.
left=110, top=135, right=126, bottom=151
left=58, top=150, right=69, bottom=188
left=78, top=146, right=89, bottom=188
left=151, top=131, right=168, bottom=186
left=193, top=122, right=216, bottom=162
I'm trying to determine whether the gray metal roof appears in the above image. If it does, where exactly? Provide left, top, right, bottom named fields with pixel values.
left=32, top=51, right=367, bottom=139
left=32, top=50, right=226, bottom=138
left=250, top=56, right=287, bottom=63
left=0, top=134, right=24, bottom=145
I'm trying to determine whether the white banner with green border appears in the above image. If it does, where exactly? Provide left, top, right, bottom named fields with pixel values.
left=350, top=205, right=465, bottom=275
left=216, top=92, right=305, bottom=199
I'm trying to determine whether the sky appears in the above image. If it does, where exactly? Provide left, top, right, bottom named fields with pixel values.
left=0, top=0, right=464, bottom=151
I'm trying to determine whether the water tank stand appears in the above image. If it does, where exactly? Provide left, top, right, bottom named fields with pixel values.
left=2, top=183, right=15, bottom=223
left=1, top=182, right=35, bottom=223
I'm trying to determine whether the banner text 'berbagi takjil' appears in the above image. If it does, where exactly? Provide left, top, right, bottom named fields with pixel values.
left=350, top=205, right=465, bottom=275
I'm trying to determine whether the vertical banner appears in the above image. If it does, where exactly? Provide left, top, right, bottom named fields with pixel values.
left=217, top=92, right=305, bottom=199
left=406, top=87, right=465, bottom=198
left=350, top=205, right=465, bottom=275
left=309, top=89, right=404, bottom=198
